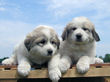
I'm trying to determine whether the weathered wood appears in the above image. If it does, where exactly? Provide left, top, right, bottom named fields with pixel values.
left=0, top=64, right=110, bottom=79
left=0, top=80, right=17, bottom=82
left=0, top=65, right=17, bottom=68
left=63, top=67, right=110, bottom=78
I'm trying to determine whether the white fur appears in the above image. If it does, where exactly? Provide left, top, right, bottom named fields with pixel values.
left=49, top=17, right=103, bottom=82
left=42, top=28, right=51, bottom=39
left=2, top=25, right=59, bottom=77
left=48, top=54, right=61, bottom=82
left=95, top=58, right=104, bottom=64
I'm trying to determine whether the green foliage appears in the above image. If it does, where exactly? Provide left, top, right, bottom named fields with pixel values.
left=99, top=56, right=103, bottom=60
left=103, top=54, right=110, bottom=63
left=97, top=54, right=110, bottom=63
left=0, top=57, right=8, bottom=64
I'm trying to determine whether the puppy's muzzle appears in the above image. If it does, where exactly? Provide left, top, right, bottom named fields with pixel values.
left=47, top=49, right=53, bottom=56
left=76, top=33, right=82, bottom=41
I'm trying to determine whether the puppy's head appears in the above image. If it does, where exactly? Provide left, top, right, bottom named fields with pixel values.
left=24, top=25, right=60, bottom=57
left=62, top=17, right=100, bottom=44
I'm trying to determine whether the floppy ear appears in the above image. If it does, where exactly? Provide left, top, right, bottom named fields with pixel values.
left=61, top=27, right=69, bottom=41
left=92, top=29, right=100, bottom=41
left=24, top=38, right=31, bottom=51
left=56, top=37, right=60, bottom=49
left=24, top=37, right=35, bottom=51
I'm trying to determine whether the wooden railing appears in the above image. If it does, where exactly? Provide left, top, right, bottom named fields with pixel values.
left=0, top=63, right=110, bottom=82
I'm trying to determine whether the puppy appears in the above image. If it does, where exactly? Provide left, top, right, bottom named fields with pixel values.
left=48, top=17, right=103, bottom=82
left=2, top=25, right=60, bottom=77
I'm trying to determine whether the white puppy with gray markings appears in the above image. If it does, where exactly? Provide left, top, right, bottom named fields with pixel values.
left=48, top=17, right=103, bottom=82
left=2, top=25, right=60, bottom=77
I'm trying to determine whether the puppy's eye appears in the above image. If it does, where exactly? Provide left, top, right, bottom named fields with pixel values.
left=72, top=27, right=77, bottom=31
left=51, top=41, right=56, bottom=45
left=37, top=40, right=46, bottom=45
left=39, top=40, right=46, bottom=44
left=83, top=28, right=88, bottom=31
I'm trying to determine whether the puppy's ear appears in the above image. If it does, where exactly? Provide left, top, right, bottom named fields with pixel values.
left=61, top=27, right=69, bottom=41
left=24, top=38, right=31, bottom=51
left=56, top=37, right=60, bottom=49
left=92, top=29, right=100, bottom=41
left=24, top=36, right=34, bottom=51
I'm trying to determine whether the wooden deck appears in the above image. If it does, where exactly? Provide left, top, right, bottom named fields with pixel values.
left=0, top=63, right=110, bottom=82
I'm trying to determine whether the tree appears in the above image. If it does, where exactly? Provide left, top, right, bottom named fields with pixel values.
left=0, top=57, right=8, bottom=64
left=103, top=54, right=110, bottom=62
left=99, top=56, right=103, bottom=60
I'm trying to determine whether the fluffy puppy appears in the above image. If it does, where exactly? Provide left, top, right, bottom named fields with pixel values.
left=2, top=25, right=60, bottom=77
left=48, top=17, right=103, bottom=82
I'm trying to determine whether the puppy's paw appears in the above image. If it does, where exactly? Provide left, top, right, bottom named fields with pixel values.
left=95, top=58, right=104, bottom=64
left=18, top=64, right=30, bottom=77
left=76, top=62, right=89, bottom=74
left=59, top=59, right=70, bottom=73
left=49, top=68, right=61, bottom=82
left=2, top=59, right=16, bottom=65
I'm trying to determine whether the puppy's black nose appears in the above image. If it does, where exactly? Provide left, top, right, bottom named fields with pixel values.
left=76, top=34, right=82, bottom=40
left=47, top=49, right=53, bottom=55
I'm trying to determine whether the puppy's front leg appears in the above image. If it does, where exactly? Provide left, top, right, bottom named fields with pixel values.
left=17, top=57, right=31, bottom=77
left=76, top=56, right=90, bottom=73
left=59, top=55, right=72, bottom=73
left=48, top=54, right=61, bottom=82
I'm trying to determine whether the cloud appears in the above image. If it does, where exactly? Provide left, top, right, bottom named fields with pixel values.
left=46, top=0, right=110, bottom=19
left=0, top=7, right=5, bottom=11
left=0, top=0, right=6, bottom=11
left=0, top=20, right=35, bottom=47
left=0, top=0, right=23, bottom=18
left=0, top=20, right=36, bottom=58
left=97, top=43, right=110, bottom=57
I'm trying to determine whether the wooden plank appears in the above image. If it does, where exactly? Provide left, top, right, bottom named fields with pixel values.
left=0, top=80, right=17, bottom=82
left=0, top=65, right=17, bottom=68
left=0, top=63, right=110, bottom=69
left=0, top=67, right=110, bottom=79
left=90, top=63, right=110, bottom=66
left=72, top=63, right=110, bottom=67
left=62, top=67, right=110, bottom=78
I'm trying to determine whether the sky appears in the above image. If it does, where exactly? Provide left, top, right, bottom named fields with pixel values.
left=0, top=0, right=110, bottom=58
